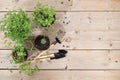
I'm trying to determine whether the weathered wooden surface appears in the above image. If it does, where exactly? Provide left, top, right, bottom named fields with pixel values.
left=1, top=50, right=120, bottom=69
left=0, top=70, right=120, bottom=80
left=1, top=0, right=120, bottom=11
left=0, top=0, right=120, bottom=80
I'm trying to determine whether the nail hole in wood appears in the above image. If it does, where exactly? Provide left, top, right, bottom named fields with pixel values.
left=98, top=38, right=101, bottom=40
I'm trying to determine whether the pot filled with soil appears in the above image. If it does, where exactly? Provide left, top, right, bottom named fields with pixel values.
left=33, top=4, right=56, bottom=28
left=12, top=44, right=28, bottom=63
left=34, top=35, right=50, bottom=50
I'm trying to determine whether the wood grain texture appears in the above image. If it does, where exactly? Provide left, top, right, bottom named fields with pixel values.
left=0, top=1, right=13, bottom=11
left=0, top=0, right=120, bottom=79
left=68, top=50, right=120, bottom=69
left=0, top=70, right=120, bottom=80
left=1, top=50, right=120, bottom=69
left=1, top=0, right=120, bottom=11
left=1, top=12, right=120, bottom=30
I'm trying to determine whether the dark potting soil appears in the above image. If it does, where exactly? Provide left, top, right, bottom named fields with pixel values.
left=34, top=35, right=50, bottom=50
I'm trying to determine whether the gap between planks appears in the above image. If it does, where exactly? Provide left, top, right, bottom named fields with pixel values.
left=1, top=49, right=120, bottom=50
left=1, top=69, right=120, bottom=71
left=0, top=70, right=120, bottom=80
left=1, top=10, right=120, bottom=12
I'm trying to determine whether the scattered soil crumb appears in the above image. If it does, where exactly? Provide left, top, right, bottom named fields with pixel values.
left=65, top=37, right=72, bottom=42
left=98, top=37, right=102, bottom=40
left=115, top=60, right=118, bottom=63
left=108, top=58, right=111, bottom=60
left=110, top=44, right=113, bottom=47
left=61, top=2, right=64, bottom=4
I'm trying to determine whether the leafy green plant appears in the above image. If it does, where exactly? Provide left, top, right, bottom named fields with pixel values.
left=12, top=44, right=40, bottom=76
left=40, top=38, right=47, bottom=44
left=33, top=5, right=55, bottom=28
left=19, top=62, right=40, bottom=76
left=0, top=9, right=40, bottom=76
left=1, top=9, right=32, bottom=44
left=12, top=44, right=27, bottom=63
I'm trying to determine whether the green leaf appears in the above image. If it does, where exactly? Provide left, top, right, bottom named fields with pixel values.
left=0, top=9, right=32, bottom=44
left=33, top=4, right=55, bottom=28
left=19, top=62, right=40, bottom=76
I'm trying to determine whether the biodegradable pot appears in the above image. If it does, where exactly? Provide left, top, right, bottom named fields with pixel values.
left=34, top=35, right=50, bottom=50
left=12, top=49, right=28, bottom=63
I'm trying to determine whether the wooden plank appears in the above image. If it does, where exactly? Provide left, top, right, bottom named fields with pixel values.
left=68, top=50, right=120, bottom=69
left=1, top=0, right=120, bottom=11
left=1, top=12, right=120, bottom=30
left=1, top=50, right=120, bottom=69
left=2, top=32, right=120, bottom=49
left=2, top=31, right=120, bottom=49
left=0, top=70, right=120, bottom=80
left=0, top=12, right=120, bottom=30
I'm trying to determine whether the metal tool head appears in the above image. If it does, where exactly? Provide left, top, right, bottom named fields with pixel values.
left=51, top=50, right=68, bottom=59
left=55, top=37, right=61, bottom=44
